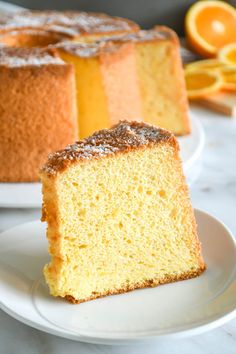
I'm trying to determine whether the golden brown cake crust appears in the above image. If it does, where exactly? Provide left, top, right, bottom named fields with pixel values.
left=0, top=10, right=139, bottom=37
left=65, top=267, right=206, bottom=304
left=41, top=120, right=177, bottom=176
left=0, top=55, right=77, bottom=182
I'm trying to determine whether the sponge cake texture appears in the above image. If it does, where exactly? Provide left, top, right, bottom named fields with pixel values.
left=41, top=121, right=205, bottom=303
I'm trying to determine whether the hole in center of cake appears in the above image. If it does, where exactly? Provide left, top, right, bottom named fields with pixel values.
left=0, top=29, right=67, bottom=48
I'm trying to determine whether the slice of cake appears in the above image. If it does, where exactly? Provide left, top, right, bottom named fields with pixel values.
left=53, top=41, right=142, bottom=138
left=99, top=27, right=191, bottom=135
left=41, top=121, right=205, bottom=304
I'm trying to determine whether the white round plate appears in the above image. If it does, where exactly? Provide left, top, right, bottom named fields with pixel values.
left=178, top=112, right=205, bottom=173
left=0, top=113, right=204, bottom=209
left=0, top=182, right=42, bottom=208
left=0, top=209, right=235, bottom=344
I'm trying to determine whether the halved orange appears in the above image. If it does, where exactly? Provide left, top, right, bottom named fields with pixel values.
left=220, top=66, right=236, bottom=91
left=185, top=0, right=236, bottom=58
left=185, top=70, right=223, bottom=99
left=218, top=43, right=236, bottom=65
left=185, top=58, right=226, bottom=72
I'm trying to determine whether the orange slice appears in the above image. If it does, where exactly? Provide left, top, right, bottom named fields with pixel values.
left=219, top=66, right=236, bottom=91
left=185, top=70, right=223, bottom=99
left=185, top=0, right=236, bottom=58
left=218, top=43, right=236, bottom=65
left=185, top=59, right=226, bottom=72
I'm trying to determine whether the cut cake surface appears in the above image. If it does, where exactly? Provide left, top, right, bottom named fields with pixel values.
left=54, top=41, right=142, bottom=139
left=41, top=121, right=205, bottom=304
left=97, top=26, right=191, bottom=135
left=52, top=26, right=190, bottom=139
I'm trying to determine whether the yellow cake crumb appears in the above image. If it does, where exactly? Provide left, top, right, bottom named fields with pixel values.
left=41, top=121, right=205, bottom=303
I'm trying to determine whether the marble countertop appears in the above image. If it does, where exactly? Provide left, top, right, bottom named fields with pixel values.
left=0, top=106, right=236, bottom=354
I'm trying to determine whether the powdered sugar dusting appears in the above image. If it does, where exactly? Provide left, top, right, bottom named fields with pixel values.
left=55, top=40, right=125, bottom=58
left=5, top=55, right=63, bottom=67
left=41, top=121, right=175, bottom=176
left=0, top=47, right=64, bottom=67
left=96, top=26, right=176, bottom=44
left=0, top=10, right=138, bottom=36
